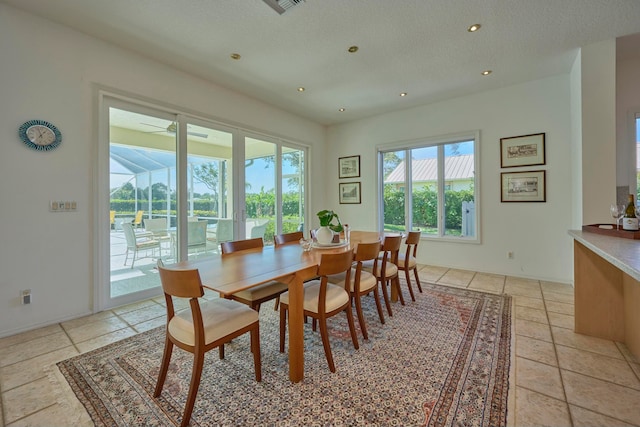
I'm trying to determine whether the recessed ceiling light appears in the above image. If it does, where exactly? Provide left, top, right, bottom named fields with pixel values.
left=468, top=24, right=481, bottom=32
left=400, top=92, right=407, bottom=97
left=230, top=53, right=241, bottom=60
left=297, top=87, right=305, bottom=92
left=348, top=46, right=359, bottom=53
left=338, top=108, right=346, bottom=112
left=481, top=70, right=492, bottom=76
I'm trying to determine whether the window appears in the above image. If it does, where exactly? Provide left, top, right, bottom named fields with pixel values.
left=378, top=132, right=479, bottom=241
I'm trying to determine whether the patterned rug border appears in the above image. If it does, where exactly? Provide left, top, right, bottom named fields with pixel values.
left=58, top=281, right=512, bottom=427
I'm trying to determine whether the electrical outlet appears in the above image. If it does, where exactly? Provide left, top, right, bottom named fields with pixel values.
left=21, top=289, right=31, bottom=305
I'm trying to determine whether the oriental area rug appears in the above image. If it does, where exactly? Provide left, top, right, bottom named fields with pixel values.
left=58, top=281, right=512, bottom=427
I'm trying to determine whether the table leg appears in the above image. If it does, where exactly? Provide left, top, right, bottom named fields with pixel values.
left=287, top=273, right=305, bottom=383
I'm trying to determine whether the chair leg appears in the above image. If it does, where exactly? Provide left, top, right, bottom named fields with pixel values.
left=279, top=305, right=287, bottom=353
left=124, top=248, right=130, bottom=267
left=414, top=268, right=423, bottom=293
left=345, top=304, right=359, bottom=350
left=394, top=277, right=406, bottom=305
left=353, top=294, right=368, bottom=340
left=251, top=325, right=262, bottom=382
left=318, top=316, right=336, bottom=373
left=404, top=269, right=416, bottom=302
left=372, top=287, right=385, bottom=325
left=273, top=296, right=280, bottom=311
left=153, top=336, right=173, bottom=397
left=379, top=278, right=393, bottom=317
left=219, top=344, right=224, bottom=359
left=131, top=250, right=137, bottom=269
left=180, top=350, right=205, bottom=427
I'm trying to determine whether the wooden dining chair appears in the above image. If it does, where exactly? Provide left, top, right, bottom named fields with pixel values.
left=154, top=259, right=261, bottom=427
left=327, top=240, right=385, bottom=340
left=274, top=231, right=304, bottom=246
left=279, top=250, right=359, bottom=373
left=273, top=231, right=305, bottom=309
left=397, top=231, right=423, bottom=301
left=221, top=237, right=289, bottom=313
left=363, top=234, right=404, bottom=317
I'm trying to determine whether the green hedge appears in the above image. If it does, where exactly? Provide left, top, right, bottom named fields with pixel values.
left=384, top=187, right=474, bottom=230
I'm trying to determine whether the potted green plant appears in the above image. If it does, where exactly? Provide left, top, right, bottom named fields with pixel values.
left=316, top=210, right=343, bottom=244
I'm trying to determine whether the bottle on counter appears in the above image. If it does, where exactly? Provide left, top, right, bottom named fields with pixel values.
left=622, top=194, right=639, bottom=231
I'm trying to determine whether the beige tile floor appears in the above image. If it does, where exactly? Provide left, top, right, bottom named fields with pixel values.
left=1, top=265, right=640, bottom=426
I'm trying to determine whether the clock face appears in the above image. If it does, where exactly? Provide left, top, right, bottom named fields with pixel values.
left=18, top=120, right=62, bottom=151
left=26, top=125, right=56, bottom=146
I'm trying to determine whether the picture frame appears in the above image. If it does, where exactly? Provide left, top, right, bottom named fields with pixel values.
left=339, top=182, right=361, bottom=204
left=500, top=133, right=545, bottom=168
left=501, top=170, right=546, bottom=202
left=338, top=155, right=361, bottom=178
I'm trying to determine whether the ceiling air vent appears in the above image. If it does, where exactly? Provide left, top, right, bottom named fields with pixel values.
left=262, top=0, right=305, bottom=15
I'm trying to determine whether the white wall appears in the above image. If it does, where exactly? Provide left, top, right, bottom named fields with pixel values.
left=617, top=56, right=640, bottom=190
left=581, top=40, right=617, bottom=224
left=327, top=75, right=574, bottom=283
left=0, top=5, right=325, bottom=338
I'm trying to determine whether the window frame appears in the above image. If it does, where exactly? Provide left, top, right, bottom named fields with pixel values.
left=377, top=131, right=481, bottom=243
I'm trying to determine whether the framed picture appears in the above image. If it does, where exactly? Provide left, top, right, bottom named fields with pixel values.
left=501, top=170, right=546, bottom=202
left=339, top=182, right=361, bottom=204
left=338, top=155, right=361, bottom=178
left=500, top=133, right=545, bottom=168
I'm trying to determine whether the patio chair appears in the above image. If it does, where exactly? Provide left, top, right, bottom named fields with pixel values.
left=109, top=210, right=115, bottom=229
left=132, top=210, right=144, bottom=228
left=122, top=222, right=160, bottom=268
left=250, top=220, right=269, bottom=239
left=207, top=218, right=234, bottom=250
left=144, top=218, right=171, bottom=254
left=187, top=220, right=209, bottom=256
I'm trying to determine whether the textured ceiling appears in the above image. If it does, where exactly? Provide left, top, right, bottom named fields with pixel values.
left=3, top=0, right=640, bottom=125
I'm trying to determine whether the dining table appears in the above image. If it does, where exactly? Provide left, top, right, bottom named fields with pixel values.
left=170, top=230, right=387, bottom=383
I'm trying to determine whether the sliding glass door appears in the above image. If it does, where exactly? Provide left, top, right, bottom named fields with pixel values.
left=100, top=95, right=307, bottom=309
left=105, top=104, right=237, bottom=307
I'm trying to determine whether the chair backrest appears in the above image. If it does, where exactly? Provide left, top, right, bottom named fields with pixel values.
left=121, top=222, right=137, bottom=248
left=274, top=231, right=304, bottom=247
left=250, top=222, right=268, bottom=239
left=404, top=231, right=421, bottom=258
left=317, top=250, right=354, bottom=277
left=381, top=234, right=402, bottom=265
left=133, top=210, right=144, bottom=225
left=315, top=251, right=354, bottom=310
left=157, top=259, right=204, bottom=321
left=144, top=218, right=168, bottom=235
left=187, top=216, right=199, bottom=222
left=214, top=218, right=234, bottom=243
left=221, top=237, right=264, bottom=255
left=353, top=240, right=381, bottom=293
left=354, top=240, right=381, bottom=263
left=187, top=221, right=208, bottom=247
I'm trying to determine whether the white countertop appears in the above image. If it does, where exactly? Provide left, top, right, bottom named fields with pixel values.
left=569, top=230, right=640, bottom=282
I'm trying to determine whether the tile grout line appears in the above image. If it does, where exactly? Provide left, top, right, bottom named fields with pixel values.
left=541, top=285, right=574, bottom=427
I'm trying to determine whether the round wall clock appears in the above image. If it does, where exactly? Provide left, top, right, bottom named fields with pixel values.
left=18, top=119, right=62, bottom=151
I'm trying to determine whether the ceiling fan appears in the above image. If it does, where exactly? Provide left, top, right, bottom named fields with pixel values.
left=141, top=122, right=208, bottom=138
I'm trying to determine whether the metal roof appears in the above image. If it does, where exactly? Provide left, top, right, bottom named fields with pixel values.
left=110, top=144, right=211, bottom=175
left=385, top=154, right=474, bottom=183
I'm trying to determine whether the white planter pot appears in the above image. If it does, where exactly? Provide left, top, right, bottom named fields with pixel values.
left=315, top=226, right=334, bottom=245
